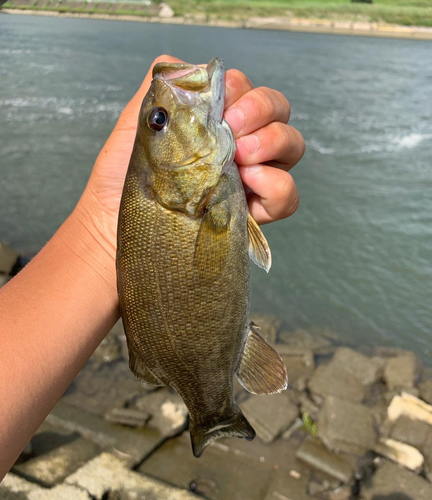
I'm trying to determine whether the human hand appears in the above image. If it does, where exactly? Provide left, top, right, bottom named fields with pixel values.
left=75, top=55, right=305, bottom=270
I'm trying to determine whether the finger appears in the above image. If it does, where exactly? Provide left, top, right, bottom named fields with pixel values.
left=224, top=86, right=290, bottom=139
left=224, top=69, right=254, bottom=110
left=239, top=165, right=299, bottom=224
left=235, top=122, right=305, bottom=171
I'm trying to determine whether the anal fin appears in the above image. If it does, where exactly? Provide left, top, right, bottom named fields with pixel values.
left=247, top=214, right=272, bottom=272
left=129, top=349, right=165, bottom=388
left=236, top=325, right=287, bottom=395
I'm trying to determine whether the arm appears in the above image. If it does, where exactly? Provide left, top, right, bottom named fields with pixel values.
left=0, top=55, right=305, bottom=478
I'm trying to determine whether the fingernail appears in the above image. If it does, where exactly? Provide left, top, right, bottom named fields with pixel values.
left=242, top=164, right=263, bottom=175
left=240, top=134, right=260, bottom=154
left=224, top=108, right=245, bottom=136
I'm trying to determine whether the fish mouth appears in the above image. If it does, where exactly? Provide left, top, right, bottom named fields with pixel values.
left=152, top=58, right=225, bottom=123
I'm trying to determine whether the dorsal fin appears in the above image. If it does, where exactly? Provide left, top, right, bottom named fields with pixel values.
left=236, top=325, right=287, bottom=395
left=247, top=214, right=271, bottom=273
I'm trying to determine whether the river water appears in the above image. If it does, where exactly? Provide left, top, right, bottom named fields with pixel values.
left=1, top=14, right=431, bottom=358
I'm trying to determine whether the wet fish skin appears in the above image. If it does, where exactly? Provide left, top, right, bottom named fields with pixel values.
left=116, top=58, right=287, bottom=457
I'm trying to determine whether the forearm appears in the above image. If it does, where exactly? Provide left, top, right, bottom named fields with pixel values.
left=0, top=208, right=119, bottom=478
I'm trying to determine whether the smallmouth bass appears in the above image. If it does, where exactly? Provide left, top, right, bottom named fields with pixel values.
left=116, top=58, right=287, bottom=457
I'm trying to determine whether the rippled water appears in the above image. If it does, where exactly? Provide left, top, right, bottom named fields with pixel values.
left=1, top=14, right=431, bottom=358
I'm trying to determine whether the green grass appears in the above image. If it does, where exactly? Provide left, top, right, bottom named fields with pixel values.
left=3, top=0, right=432, bottom=27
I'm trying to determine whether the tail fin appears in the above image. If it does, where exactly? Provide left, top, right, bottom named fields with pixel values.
left=189, top=409, right=256, bottom=457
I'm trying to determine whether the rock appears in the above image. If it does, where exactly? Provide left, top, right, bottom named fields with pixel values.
left=139, top=431, right=273, bottom=500
left=62, top=359, right=147, bottom=417
left=278, top=328, right=333, bottom=354
left=158, top=2, right=174, bottom=18
left=389, top=414, right=432, bottom=449
left=296, top=435, right=354, bottom=483
left=361, top=461, right=432, bottom=500
left=31, top=484, right=92, bottom=500
left=281, top=418, right=304, bottom=440
left=104, top=407, right=150, bottom=428
left=13, top=437, right=101, bottom=486
left=318, top=396, right=376, bottom=455
left=383, top=352, right=420, bottom=389
left=277, top=347, right=314, bottom=391
left=264, top=472, right=311, bottom=500
left=308, top=362, right=366, bottom=404
left=241, top=392, right=299, bottom=443
left=419, top=379, right=432, bottom=404
left=328, top=485, right=352, bottom=500
left=387, top=392, right=432, bottom=425
left=423, top=432, right=432, bottom=482
left=0, top=242, right=19, bottom=274
left=65, top=452, right=196, bottom=500
left=331, top=347, right=384, bottom=386
left=92, top=328, right=122, bottom=364
left=0, top=273, right=10, bottom=287
left=0, top=473, right=43, bottom=497
left=374, top=437, right=424, bottom=472
left=250, top=314, right=282, bottom=344
left=135, top=388, right=188, bottom=438
left=47, top=401, right=165, bottom=466
left=298, top=392, right=320, bottom=421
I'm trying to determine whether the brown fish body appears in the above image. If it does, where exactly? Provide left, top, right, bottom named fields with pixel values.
left=117, top=59, right=287, bottom=456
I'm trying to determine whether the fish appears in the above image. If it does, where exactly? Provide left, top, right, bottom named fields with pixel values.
left=116, top=57, right=288, bottom=457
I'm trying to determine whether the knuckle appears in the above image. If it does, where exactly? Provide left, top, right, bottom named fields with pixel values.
left=254, top=87, right=277, bottom=119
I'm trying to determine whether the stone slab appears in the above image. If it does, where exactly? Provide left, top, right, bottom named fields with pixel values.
left=278, top=348, right=314, bottom=391
left=296, top=435, right=353, bottom=483
left=374, top=438, right=424, bottom=472
left=361, top=461, right=432, bottom=500
left=419, top=379, right=432, bottom=404
left=241, top=392, right=299, bottom=443
left=308, top=362, right=366, bottom=404
left=264, top=471, right=311, bottom=500
left=47, top=401, right=164, bottom=465
left=388, top=392, right=432, bottom=425
left=62, top=359, right=147, bottom=417
left=384, top=352, right=420, bottom=389
left=389, top=414, right=432, bottom=450
left=66, top=452, right=196, bottom=500
left=331, top=347, right=384, bottom=386
left=278, top=328, right=333, bottom=354
left=135, top=388, right=188, bottom=438
left=319, top=396, right=376, bottom=455
left=138, top=432, right=273, bottom=500
left=104, top=407, right=150, bottom=428
left=13, top=437, right=101, bottom=486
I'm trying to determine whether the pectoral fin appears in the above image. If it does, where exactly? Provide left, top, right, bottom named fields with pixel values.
left=247, top=214, right=272, bottom=273
left=236, top=325, right=288, bottom=395
left=129, top=349, right=165, bottom=388
left=194, top=201, right=231, bottom=280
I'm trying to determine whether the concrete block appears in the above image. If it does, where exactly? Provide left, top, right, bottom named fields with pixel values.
left=384, top=352, right=420, bottom=389
left=135, top=388, right=188, bottom=438
left=47, top=401, right=165, bottom=465
left=374, top=438, right=424, bottom=472
left=65, top=451, right=206, bottom=500
left=241, top=392, right=299, bottom=443
left=331, top=347, right=384, bottom=386
left=361, top=461, right=432, bottom=500
left=13, top=437, right=101, bottom=486
left=264, top=472, right=311, bottom=500
left=419, top=379, right=432, bottom=404
left=319, top=397, right=376, bottom=455
left=296, top=435, right=354, bottom=483
left=308, top=363, right=366, bottom=404
left=387, top=392, right=432, bottom=425
left=389, top=414, right=432, bottom=450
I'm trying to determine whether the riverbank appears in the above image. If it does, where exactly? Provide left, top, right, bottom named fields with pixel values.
left=2, top=241, right=432, bottom=499
left=2, top=5, right=432, bottom=40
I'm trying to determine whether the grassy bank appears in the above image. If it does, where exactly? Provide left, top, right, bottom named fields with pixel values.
left=3, top=0, right=432, bottom=28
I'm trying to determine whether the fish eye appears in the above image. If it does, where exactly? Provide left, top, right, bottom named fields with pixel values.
left=147, top=107, right=168, bottom=131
